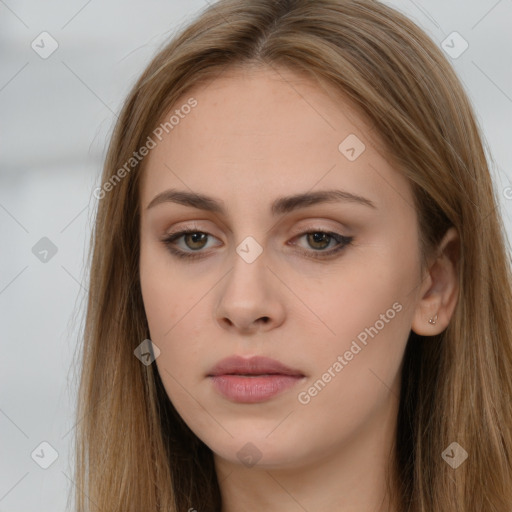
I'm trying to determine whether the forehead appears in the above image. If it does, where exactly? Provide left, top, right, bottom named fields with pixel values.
left=139, top=65, right=414, bottom=216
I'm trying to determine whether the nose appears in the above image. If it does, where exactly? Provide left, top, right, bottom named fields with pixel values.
left=214, top=248, right=286, bottom=335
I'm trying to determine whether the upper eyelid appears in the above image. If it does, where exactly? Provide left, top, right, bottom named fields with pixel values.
left=164, top=218, right=350, bottom=237
left=164, top=226, right=347, bottom=241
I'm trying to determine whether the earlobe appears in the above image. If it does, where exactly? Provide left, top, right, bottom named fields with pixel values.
left=411, top=227, right=460, bottom=336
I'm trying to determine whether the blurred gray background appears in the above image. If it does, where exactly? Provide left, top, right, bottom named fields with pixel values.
left=1, top=1, right=511, bottom=510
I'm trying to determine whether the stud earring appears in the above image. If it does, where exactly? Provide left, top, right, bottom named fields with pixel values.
left=428, top=313, right=438, bottom=325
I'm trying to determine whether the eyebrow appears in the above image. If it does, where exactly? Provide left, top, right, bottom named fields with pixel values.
left=146, top=188, right=377, bottom=215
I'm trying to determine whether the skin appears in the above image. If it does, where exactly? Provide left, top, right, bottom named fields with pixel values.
left=139, top=65, right=459, bottom=511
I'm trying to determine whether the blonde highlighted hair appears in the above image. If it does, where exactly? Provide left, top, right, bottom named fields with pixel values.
left=74, top=0, right=512, bottom=510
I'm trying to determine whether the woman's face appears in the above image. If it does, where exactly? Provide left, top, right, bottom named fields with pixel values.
left=139, top=65, right=426, bottom=470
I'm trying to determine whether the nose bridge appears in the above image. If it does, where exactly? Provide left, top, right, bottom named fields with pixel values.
left=223, top=235, right=269, bottom=304
left=214, top=234, right=283, bottom=330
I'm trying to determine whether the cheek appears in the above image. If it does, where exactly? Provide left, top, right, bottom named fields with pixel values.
left=139, top=239, right=204, bottom=339
left=141, top=283, right=208, bottom=397
left=293, top=242, right=418, bottom=408
left=139, top=243, right=212, bottom=400
left=295, top=296, right=409, bottom=410
left=289, top=273, right=412, bottom=457
left=302, top=251, right=415, bottom=353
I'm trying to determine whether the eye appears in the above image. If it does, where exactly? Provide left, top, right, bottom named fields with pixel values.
left=290, top=230, right=354, bottom=260
left=162, top=229, right=219, bottom=260
left=161, top=229, right=353, bottom=261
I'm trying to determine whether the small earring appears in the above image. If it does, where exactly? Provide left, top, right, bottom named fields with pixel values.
left=428, top=313, right=438, bottom=325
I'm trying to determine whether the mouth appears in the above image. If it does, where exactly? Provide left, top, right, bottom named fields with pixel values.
left=207, top=355, right=305, bottom=403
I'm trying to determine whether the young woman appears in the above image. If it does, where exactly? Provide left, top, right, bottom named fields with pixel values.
left=75, top=0, right=512, bottom=510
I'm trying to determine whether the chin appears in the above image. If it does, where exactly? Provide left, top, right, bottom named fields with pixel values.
left=205, top=433, right=311, bottom=470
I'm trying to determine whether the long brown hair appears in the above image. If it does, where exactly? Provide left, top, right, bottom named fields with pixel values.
left=73, top=1, right=512, bottom=510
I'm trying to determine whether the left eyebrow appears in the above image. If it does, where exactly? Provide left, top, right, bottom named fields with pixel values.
left=146, top=188, right=377, bottom=214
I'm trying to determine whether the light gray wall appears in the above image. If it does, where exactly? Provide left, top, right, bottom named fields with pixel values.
left=1, top=1, right=511, bottom=510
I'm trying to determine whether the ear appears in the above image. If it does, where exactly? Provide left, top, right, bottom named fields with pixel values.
left=411, top=227, right=460, bottom=335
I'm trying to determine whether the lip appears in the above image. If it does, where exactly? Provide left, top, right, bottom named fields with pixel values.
left=207, top=355, right=305, bottom=403
left=208, top=355, right=304, bottom=377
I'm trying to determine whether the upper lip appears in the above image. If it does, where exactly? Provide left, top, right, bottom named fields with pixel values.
left=207, top=355, right=305, bottom=377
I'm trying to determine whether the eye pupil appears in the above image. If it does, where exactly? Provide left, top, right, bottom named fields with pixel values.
left=186, top=232, right=207, bottom=250
left=308, top=232, right=330, bottom=249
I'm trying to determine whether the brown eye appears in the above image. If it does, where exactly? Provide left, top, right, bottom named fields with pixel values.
left=292, top=230, right=354, bottom=260
left=162, top=230, right=219, bottom=260
left=306, top=232, right=332, bottom=250
left=182, top=232, right=208, bottom=250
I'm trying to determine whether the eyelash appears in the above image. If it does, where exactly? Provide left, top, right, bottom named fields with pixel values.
left=161, top=228, right=354, bottom=261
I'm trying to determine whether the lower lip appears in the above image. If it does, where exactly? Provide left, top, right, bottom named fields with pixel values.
left=209, top=374, right=303, bottom=403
